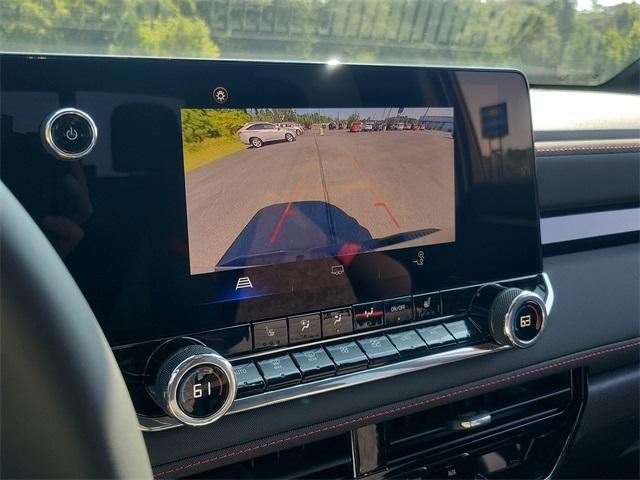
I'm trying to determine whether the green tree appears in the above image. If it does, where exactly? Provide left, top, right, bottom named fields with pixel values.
left=346, top=113, right=360, bottom=125
left=108, top=0, right=220, bottom=57
left=1, top=0, right=639, bottom=85
left=181, top=109, right=250, bottom=144
left=134, top=16, right=220, bottom=57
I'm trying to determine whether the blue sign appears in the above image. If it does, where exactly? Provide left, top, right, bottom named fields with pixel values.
left=480, top=103, right=508, bottom=139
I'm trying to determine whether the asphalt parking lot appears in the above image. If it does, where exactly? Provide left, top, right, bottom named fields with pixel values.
left=184, top=129, right=455, bottom=274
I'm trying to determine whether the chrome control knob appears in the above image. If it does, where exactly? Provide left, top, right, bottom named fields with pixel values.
left=488, top=288, right=547, bottom=348
left=150, top=345, right=236, bottom=426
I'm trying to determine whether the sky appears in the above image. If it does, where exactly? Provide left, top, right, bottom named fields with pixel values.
left=293, top=107, right=453, bottom=120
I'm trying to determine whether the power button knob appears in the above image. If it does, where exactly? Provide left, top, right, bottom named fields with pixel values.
left=42, top=108, right=97, bottom=160
left=489, top=288, right=547, bottom=348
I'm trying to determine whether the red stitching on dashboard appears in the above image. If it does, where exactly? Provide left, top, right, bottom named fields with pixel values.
left=153, top=340, right=640, bottom=478
left=536, top=144, right=640, bottom=154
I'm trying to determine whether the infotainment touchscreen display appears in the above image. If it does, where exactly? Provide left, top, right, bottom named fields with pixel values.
left=180, top=108, right=455, bottom=275
left=1, top=54, right=543, bottom=344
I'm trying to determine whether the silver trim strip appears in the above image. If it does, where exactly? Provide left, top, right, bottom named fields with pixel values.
left=229, top=343, right=508, bottom=415
left=41, top=108, right=98, bottom=160
left=139, top=343, right=508, bottom=431
left=137, top=273, right=554, bottom=431
left=541, top=272, right=555, bottom=313
left=540, top=208, right=639, bottom=244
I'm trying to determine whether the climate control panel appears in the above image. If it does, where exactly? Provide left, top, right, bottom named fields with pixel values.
left=113, top=274, right=552, bottom=430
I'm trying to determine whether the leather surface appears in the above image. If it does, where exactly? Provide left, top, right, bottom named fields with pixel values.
left=144, top=242, right=640, bottom=471
left=537, top=152, right=639, bottom=215
left=0, top=182, right=153, bottom=479
left=556, top=365, right=640, bottom=478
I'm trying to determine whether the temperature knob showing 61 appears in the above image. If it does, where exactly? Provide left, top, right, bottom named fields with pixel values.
left=150, top=345, right=237, bottom=426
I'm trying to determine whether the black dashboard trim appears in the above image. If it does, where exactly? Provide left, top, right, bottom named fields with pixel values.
left=536, top=151, right=639, bottom=216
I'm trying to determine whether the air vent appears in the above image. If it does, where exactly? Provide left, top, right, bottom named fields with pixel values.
left=193, top=371, right=583, bottom=479
left=384, top=370, right=583, bottom=478
left=193, top=433, right=353, bottom=479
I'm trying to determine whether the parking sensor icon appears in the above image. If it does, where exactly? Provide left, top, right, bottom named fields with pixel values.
left=331, top=265, right=345, bottom=276
left=213, top=86, right=228, bottom=104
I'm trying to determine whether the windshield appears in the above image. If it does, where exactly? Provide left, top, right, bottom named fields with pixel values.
left=1, top=0, right=638, bottom=85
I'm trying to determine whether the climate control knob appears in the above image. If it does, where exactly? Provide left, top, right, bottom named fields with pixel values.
left=151, top=345, right=236, bottom=426
left=488, top=288, right=547, bottom=348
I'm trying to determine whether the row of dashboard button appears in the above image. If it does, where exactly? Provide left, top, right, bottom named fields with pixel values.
left=235, top=319, right=483, bottom=398
left=253, top=292, right=443, bottom=350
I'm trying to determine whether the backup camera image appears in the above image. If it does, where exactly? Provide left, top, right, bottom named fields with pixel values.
left=181, top=107, right=455, bottom=275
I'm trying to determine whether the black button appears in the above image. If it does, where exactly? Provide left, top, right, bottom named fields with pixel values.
left=325, top=342, right=368, bottom=374
left=387, top=330, right=428, bottom=356
left=384, top=297, right=413, bottom=325
left=176, top=364, right=231, bottom=418
left=253, top=319, right=288, bottom=350
left=513, top=303, right=543, bottom=342
left=357, top=336, right=399, bottom=366
left=288, top=313, right=321, bottom=344
left=256, top=355, right=302, bottom=390
left=232, top=362, right=265, bottom=398
left=197, top=325, right=252, bottom=355
left=441, top=287, right=476, bottom=316
left=417, top=324, right=456, bottom=348
left=322, top=308, right=353, bottom=337
left=444, top=319, right=484, bottom=343
left=432, top=462, right=466, bottom=479
left=353, top=301, right=384, bottom=331
left=414, top=292, right=442, bottom=321
left=291, top=348, right=336, bottom=381
left=47, top=110, right=96, bottom=157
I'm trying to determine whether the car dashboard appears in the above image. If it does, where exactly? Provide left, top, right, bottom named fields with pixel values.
left=1, top=53, right=638, bottom=479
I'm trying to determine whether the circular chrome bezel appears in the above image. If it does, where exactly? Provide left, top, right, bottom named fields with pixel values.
left=212, top=86, right=228, bottom=104
left=163, top=353, right=237, bottom=426
left=503, top=291, right=547, bottom=348
left=41, top=108, right=98, bottom=160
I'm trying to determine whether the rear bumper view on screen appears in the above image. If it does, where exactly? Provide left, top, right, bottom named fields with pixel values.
left=181, top=107, right=455, bottom=275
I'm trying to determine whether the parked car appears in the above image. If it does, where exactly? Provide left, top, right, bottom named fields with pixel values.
left=238, top=122, right=296, bottom=147
left=277, top=122, right=303, bottom=136
left=394, top=123, right=405, bottom=130
left=363, top=123, right=374, bottom=131
left=350, top=122, right=363, bottom=132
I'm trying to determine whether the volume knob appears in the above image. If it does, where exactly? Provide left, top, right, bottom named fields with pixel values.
left=151, top=345, right=236, bottom=426
left=488, top=288, right=547, bottom=348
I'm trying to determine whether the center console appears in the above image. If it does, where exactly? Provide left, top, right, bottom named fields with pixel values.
left=0, top=54, right=548, bottom=433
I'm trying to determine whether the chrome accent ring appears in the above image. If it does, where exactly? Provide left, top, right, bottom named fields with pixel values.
left=503, top=291, right=547, bottom=348
left=41, top=108, right=98, bottom=160
left=541, top=272, right=555, bottom=313
left=163, top=353, right=237, bottom=427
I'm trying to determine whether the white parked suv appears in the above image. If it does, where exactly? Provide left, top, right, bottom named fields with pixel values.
left=237, top=122, right=297, bottom=148
left=277, top=122, right=304, bottom=136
